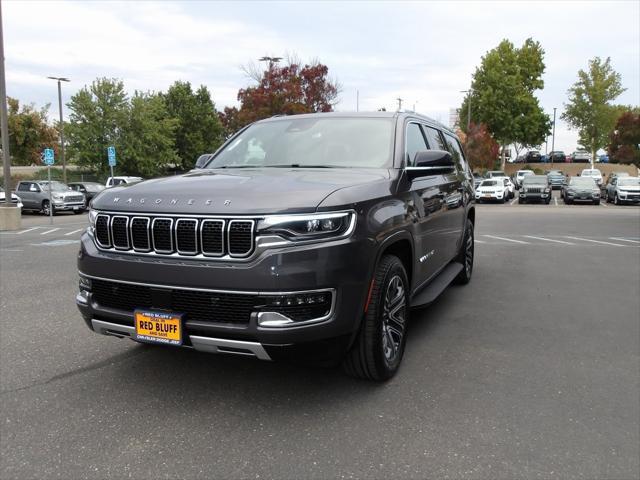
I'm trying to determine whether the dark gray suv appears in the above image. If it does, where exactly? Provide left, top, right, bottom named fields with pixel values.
left=76, top=112, right=476, bottom=380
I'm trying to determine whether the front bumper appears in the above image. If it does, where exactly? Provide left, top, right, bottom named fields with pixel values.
left=53, top=201, right=85, bottom=211
left=519, top=192, right=550, bottom=201
left=617, top=192, right=640, bottom=203
left=566, top=192, right=599, bottom=203
left=76, top=231, right=374, bottom=359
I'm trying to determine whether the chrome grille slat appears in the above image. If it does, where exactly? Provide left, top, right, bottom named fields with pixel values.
left=93, top=214, right=256, bottom=259
left=176, top=219, right=198, bottom=255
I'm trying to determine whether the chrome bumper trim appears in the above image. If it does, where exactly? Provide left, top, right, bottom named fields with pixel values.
left=90, top=319, right=273, bottom=361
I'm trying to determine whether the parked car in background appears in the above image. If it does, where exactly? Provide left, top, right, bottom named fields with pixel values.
left=105, top=176, right=143, bottom=188
left=514, top=169, right=534, bottom=188
left=548, top=151, right=567, bottom=163
left=524, top=150, right=542, bottom=163
left=562, top=177, right=600, bottom=205
left=602, top=171, right=629, bottom=198
left=486, top=170, right=507, bottom=178
left=580, top=168, right=603, bottom=186
left=0, top=187, right=22, bottom=209
left=597, top=154, right=609, bottom=163
left=540, top=154, right=549, bottom=163
left=572, top=150, right=591, bottom=163
left=606, top=176, right=640, bottom=205
left=16, top=180, right=86, bottom=215
left=68, top=182, right=106, bottom=202
left=547, top=170, right=566, bottom=189
left=519, top=175, right=551, bottom=204
left=475, top=179, right=509, bottom=203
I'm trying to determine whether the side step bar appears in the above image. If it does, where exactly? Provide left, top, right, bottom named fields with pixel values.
left=90, top=319, right=272, bottom=361
left=410, top=262, right=463, bottom=308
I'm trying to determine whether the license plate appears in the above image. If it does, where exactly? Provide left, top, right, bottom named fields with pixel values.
left=134, top=310, right=182, bottom=345
left=483, top=194, right=492, bottom=198
left=73, top=206, right=80, bottom=211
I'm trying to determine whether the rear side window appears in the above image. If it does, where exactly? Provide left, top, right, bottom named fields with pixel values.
left=444, top=132, right=469, bottom=176
left=17, top=183, right=30, bottom=192
left=423, top=126, right=447, bottom=151
left=405, top=123, right=427, bottom=166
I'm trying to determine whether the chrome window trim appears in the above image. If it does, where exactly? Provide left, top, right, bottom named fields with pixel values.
left=95, top=214, right=111, bottom=248
left=175, top=218, right=199, bottom=256
left=227, top=219, right=255, bottom=258
left=130, top=216, right=151, bottom=252
left=200, top=219, right=225, bottom=257
left=110, top=215, right=130, bottom=250
left=151, top=217, right=174, bottom=254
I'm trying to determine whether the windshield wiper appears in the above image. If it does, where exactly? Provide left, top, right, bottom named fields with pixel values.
left=214, top=165, right=262, bottom=169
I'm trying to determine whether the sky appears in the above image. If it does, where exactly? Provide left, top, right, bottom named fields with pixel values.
left=4, top=0, right=639, bottom=154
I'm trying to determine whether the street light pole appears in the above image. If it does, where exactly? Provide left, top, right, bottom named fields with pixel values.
left=551, top=107, right=557, bottom=167
left=47, top=76, right=70, bottom=183
left=0, top=0, right=10, bottom=199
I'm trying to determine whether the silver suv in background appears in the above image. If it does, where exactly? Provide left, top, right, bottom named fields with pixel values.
left=606, top=176, right=640, bottom=205
left=514, top=169, right=534, bottom=188
left=16, top=180, right=86, bottom=215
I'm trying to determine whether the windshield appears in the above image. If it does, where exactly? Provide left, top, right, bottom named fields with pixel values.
left=618, top=178, right=640, bottom=187
left=39, top=181, right=69, bottom=192
left=569, top=178, right=596, bottom=187
left=549, top=171, right=563, bottom=175
left=85, top=183, right=106, bottom=192
left=480, top=180, right=498, bottom=187
left=208, top=117, right=395, bottom=169
left=523, top=176, right=547, bottom=185
left=582, top=170, right=601, bottom=176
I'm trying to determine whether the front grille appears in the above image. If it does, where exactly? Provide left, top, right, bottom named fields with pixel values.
left=89, top=279, right=332, bottom=325
left=526, top=187, right=542, bottom=193
left=94, top=213, right=255, bottom=259
left=65, top=195, right=84, bottom=203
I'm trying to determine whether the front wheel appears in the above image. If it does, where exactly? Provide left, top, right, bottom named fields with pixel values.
left=519, top=198, right=525, bottom=204
left=73, top=208, right=85, bottom=215
left=343, top=255, right=409, bottom=381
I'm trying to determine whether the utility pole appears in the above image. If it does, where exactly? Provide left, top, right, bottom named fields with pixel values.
left=47, top=76, right=70, bottom=183
left=460, top=90, right=472, bottom=130
left=551, top=107, right=557, bottom=167
left=356, top=89, right=359, bottom=112
left=396, top=97, right=403, bottom=111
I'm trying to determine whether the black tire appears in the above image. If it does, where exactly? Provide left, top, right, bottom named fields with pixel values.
left=545, top=198, right=551, bottom=204
left=343, top=255, right=409, bottom=381
left=454, top=219, right=474, bottom=285
left=518, top=198, right=525, bottom=204
left=41, top=200, right=52, bottom=216
left=73, top=209, right=85, bottom=214
left=593, top=200, right=600, bottom=205
left=500, top=197, right=505, bottom=204
left=614, top=193, right=620, bottom=205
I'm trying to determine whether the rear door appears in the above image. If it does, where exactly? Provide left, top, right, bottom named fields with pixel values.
left=17, top=182, right=35, bottom=208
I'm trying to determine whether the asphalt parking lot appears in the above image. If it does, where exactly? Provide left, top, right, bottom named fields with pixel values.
left=1, top=203, right=639, bottom=479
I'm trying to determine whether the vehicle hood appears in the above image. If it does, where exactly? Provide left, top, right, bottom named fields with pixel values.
left=567, top=185, right=597, bottom=192
left=618, top=185, right=640, bottom=192
left=91, top=168, right=390, bottom=214
left=0, top=192, right=21, bottom=201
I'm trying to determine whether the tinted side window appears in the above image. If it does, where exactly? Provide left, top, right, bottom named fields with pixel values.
left=17, top=183, right=30, bottom=192
left=423, top=126, right=447, bottom=151
left=444, top=133, right=468, bottom=174
left=405, top=123, right=428, bottom=166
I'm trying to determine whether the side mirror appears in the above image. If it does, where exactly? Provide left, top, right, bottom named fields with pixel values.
left=194, top=155, right=210, bottom=169
left=406, top=150, right=455, bottom=180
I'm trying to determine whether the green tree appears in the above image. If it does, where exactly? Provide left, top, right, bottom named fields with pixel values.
left=122, top=92, right=179, bottom=177
left=3, top=98, right=58, bottom=165
left=66, top=78, right=129, bottom=174
left=608, top=109, right=640, bottom=166
left=460, top=38, right=551, bottom=167
left=163, top=81, right=224, bottom=170
left=562, top=57, right=626, bottom=162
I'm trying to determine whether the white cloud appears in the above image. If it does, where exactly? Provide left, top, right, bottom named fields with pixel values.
left=3, top=0, right=639, bottom=154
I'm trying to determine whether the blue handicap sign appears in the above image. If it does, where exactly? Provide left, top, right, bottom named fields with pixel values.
left=43, top=148, right=55, bottom=166
left=107, top=146, right=117, bottom=167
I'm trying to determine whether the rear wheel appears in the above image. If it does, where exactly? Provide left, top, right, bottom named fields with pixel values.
left=343, top=255, right=409, bottom=381
left=454, top=219, right=474, bottom=285
left=614, top=193, right=620, bottom=205
left=41, top=200, right=52, bottom=216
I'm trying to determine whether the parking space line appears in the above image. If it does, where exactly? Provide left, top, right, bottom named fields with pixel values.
left=565, top=236, right=626, bottom=247
left=475, top=239, right=487, bottom=244
left=523, top=235, right=575, bottom=245
left=65, top=228, right=84, bottom=236
left=554, top=198, right=558, bottom=206
left=610, top=237, right=640, bottom=244
left=600, top=201, right=607, bottom=207
left=16, top=227, right=38, bottom=235
left=510, top=198, right=517, bottom=205
left=483, top=235, right=530, bottom=244
left=40, top=228, right=60, bottom=235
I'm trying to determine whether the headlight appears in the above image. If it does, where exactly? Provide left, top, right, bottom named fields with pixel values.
left=257, top=211, right=355, bottom=242
left=88, top=209, right=98, bottom=230
left=52, top=194, right=64, bottom=200
left=592, top=190, right=600, bottom=195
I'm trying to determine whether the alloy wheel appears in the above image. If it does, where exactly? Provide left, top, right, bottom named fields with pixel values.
left=381, top=275, right=406, bottom=365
